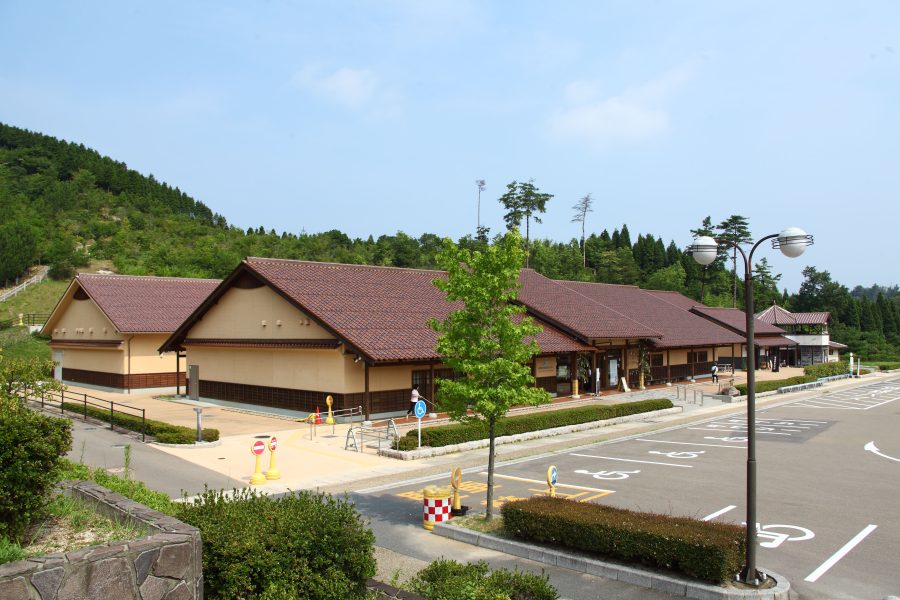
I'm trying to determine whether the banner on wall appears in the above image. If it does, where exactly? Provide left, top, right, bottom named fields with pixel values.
left=535, top=356, right=557, bottom=378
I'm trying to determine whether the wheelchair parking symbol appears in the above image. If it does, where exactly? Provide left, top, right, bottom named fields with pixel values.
left=648, top=450, right=705, bottom=459
left=575, top=469, right=640, bottom=480
left=747, top=523, right=815, bottom=549
left=705, top=436, right=747, bottom=442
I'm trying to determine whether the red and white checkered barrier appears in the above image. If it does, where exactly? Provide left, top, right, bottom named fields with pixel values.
left=422, top=486, right=452, bottom=530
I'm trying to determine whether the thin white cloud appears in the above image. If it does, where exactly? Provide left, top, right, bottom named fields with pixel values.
left=548, top=65, right=694, bottom=147
left=293, top=65, right=380, bottom=110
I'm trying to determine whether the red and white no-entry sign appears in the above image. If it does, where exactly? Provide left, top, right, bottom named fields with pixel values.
left=269, top=437, right=278, bottom=452
left=251, top=440, right=266, bottom=456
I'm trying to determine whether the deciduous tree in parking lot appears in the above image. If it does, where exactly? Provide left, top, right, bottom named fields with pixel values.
left=430, top=230, right=551, bottom=519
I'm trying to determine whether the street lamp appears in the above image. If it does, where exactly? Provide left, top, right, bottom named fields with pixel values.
left=689, top=226, right=813, bottom=585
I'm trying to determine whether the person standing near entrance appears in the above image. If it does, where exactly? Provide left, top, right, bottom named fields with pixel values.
left=407, top=384, right=421, bottom=416
left=711, top=363, right=719, bottom=383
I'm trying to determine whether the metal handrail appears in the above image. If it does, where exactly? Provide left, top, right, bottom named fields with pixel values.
left=345, top=417, right=399, bottom=452
left=31, top=387, right=146, bottom=442
left=306, top=405, right=363, bottom=439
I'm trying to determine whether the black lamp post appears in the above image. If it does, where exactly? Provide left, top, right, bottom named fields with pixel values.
left=689, top=227, right=813, bottom=585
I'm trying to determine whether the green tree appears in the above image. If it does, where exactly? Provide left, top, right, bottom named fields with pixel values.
left=430, top=230, right=550, bottom=519
left=644, top=262, right=686, bottom=292
left=752, top=257, right=782, bottom=310
left=499, top=180, right=552, bottom=268
left=716, top=215, right=752, bottom=308
left=571, top=193, right=593, bottom=268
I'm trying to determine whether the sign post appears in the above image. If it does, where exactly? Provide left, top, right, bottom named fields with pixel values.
left=546, top=465, right=558, bottom=498
left=266, top=436, right=281, bottom=480
left=414, top=399, right=427, bottom=448
left=250, top=440, right=266, bottom=485
left=325, top=395, right=335, bottom=425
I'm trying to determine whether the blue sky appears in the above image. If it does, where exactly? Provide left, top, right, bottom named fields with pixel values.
left=2, top=1, right=898, bottom=291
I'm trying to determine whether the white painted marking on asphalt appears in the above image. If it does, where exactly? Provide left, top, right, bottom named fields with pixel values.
left=804, top=524, right=878, bottom=583
left=634, top=439, right=746, bottom=449
left=570, top=453, right=692, bottom=468
left=702, top=505, right=737, bottom=521
left=688, top=427, right=792, bottom=436
left=482, top=472, right=615, bottom=494
left=864, top=441, right=900, bottom=463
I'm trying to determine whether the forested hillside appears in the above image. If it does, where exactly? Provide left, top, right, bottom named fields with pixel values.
left=0, top=122, right=896, bottom=357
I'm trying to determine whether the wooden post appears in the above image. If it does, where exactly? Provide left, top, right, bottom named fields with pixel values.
left=590, top=351, right=597, bottom=394
left=429, top=362, right=435, bottom=407
left=666, top=349, right=671, bottom=381
left=364, top=363, right=371, bottom=420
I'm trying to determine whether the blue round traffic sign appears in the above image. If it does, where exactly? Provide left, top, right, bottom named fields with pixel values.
left=414, top=400, right=427, bottom=419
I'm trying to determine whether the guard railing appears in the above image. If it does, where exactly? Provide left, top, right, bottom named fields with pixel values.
left=345, top=417, right=400, bottom=453
left=26, top=387, right=147, bottom=442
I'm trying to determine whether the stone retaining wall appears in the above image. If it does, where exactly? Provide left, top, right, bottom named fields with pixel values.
left=0, top=481, right=202, bottom=600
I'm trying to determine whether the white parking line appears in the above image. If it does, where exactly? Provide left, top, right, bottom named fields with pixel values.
left=702, top=505, right=737, bottom=521
left=570, top=453, right=692, bottom=468
left=483, top=472, right=615, bottom=494
left=634, top=439, right=746, bottom=449
left=804, top=524, right=878, bottom=582
left=688, top=427, right=792, bottom=436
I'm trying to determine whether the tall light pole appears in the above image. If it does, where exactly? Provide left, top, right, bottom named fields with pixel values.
left=689, top=226, right=813, bottom=586
left=476, top=179, right=486, bottom=231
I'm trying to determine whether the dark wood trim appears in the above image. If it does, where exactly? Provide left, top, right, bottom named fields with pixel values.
left=364, top=363, right=371, bottom=419
left=183, top=338, right=341, bottom=349
left=49, top=339, right=123, bottom=348
left=61, top=368, right=185, bottom=390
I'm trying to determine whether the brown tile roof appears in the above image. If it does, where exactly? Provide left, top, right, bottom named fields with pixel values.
left=544, top=279, right=745, bottom=348
left=225, top=258, right=591, bottom=362
left=690, top=306, right=786, bottom=336
left=74, top=274, right=221, bottom=333
left=516, top=270, right=662, bottom=340
left=756, top=304, right=831, bottom=326
left=755, top=335, right=798, bottom=347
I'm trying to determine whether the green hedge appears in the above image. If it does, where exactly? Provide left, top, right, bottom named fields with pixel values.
left=0, top=408, right=72, bottom=541
left=502, top=497, right=744, bottom=584
left=735, top=375, right=816, bottom=395
left=409, top=559, right=557, bottom=600
left=60, top=402, right=219, bottom=443
left=403, top=399, right=673, bottom=448
left=175, top=488, right=375, bottom=599
left=803, top=361, right=849, bottom=378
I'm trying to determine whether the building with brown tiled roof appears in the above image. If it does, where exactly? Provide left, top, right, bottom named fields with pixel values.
left=160, top=258, right=592, bottom=416
left=42, top=274, right=220, bottom=390
left=755, top=304, right=841, bottom=365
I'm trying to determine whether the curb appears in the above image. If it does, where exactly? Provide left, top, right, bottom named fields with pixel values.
left=150, top=439, right=223, bottom=449
left=433, top=523, right=790, bottom=600
left=379, top=407, right=683, bottom=460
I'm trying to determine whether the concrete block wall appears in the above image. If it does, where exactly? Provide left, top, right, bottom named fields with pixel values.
left=0, top=481, right=202, bottom=600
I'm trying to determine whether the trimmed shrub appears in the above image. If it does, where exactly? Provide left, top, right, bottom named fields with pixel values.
left=60, top=402, right=219, bottom=443
left=804, top=361, right=849, bottom=378
left=409, top=559, right=557, bottom=600
left=502, top=497, right=744, bottom=584
left=406, top=399, right=673, bottom=448
left=871, top=361, right=900, bottom=371
left=735, top=375, right=815, bottom=395
left=0, top=408, right=72, bottom=541
left=175, top=488, right=376, bottom=600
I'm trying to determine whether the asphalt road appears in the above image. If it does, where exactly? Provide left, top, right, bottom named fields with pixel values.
left=66, top=417, right=246, bottom=497
left=358, top=377, right=900, bottom=599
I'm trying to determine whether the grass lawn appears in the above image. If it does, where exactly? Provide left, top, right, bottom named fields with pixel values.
left=0, top=278, right=69, bottom=321
left=0, top=327, right=51, bottom=361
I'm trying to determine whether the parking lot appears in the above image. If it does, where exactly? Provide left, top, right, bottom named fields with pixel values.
left=361, top=378, right=900, bottom=599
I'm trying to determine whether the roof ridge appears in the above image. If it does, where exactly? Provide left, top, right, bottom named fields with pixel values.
left=77, top=273, right=221, bottom=282
left=244, top=257, right=446, bottom=275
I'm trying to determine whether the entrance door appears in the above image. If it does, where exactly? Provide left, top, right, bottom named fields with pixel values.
left=608, top=351, right=620, bottom=388
left=52, top=351, right=63, bottom=381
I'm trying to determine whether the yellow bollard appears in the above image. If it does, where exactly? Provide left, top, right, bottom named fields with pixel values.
left=325, top=395, right=335, bottom=425
left=450, top=467, right=462, bottom=511
left=250, top=440, right=267, bottom=485
left=265, top=436, right=281, bottom=480
left=422, top=485, right=452, bottom=530
left=547, top=465, right=558, bottom=498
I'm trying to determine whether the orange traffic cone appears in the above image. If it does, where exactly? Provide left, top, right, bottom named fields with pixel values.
left=315, top=406, right=322, bottom=424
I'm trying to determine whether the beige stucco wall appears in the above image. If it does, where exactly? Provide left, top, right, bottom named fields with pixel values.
left=128, top=334, right=174, bottom=374
left=185, top=346, right=352, bottom=392
left=368, top=365, right=415, bottom=392
left=189, top=286, right=333, bottom=340
left=54, top=347, right=125, bottom=373
left=50, top=296, right=121, bottom=341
